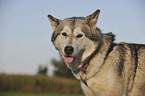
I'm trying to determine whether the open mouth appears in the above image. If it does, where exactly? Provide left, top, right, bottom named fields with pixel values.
left=64, top=56, right=74, bottom=63
left=63, top=49, right=84, bottom=64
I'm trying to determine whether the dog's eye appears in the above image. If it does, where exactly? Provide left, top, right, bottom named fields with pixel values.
left=76, top=34, right=83, bottom=38
left=61, top=32, right=67, bottom=37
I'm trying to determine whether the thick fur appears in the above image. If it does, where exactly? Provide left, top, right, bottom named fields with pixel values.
left=48, top=9, right=145, bottom=96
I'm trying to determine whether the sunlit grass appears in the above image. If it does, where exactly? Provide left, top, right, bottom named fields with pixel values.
left=0, top=74, right=82, bottom=94
left=0, top=92, right=84, bottom=96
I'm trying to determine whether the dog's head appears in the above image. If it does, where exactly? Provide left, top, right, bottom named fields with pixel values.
left=48, top=9, right=102, bottom=72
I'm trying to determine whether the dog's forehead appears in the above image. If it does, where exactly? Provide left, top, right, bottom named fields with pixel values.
left=63, top=17, right=86, bottom=27
left=61, top=17, right=89, bottom=32
left=63, top=17, right=86, bottom=23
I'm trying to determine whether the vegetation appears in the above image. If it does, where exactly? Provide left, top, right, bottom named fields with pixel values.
left=0, top=74, right=82, bottom=94
left=37, top=65, right=48, bottom=75
left=0, top=92, right=84, bottom=96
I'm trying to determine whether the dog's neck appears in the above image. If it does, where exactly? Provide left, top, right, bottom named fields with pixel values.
left=73, top=33, right=115, bottom=80
left=86, top=33, right=115, bottom=79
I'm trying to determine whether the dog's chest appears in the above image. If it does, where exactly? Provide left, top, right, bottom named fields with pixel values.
left=80, top=68, right=120, bottom=96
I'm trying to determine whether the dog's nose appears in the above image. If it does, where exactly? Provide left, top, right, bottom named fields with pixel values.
left=64, top=46, right=74, bottom=55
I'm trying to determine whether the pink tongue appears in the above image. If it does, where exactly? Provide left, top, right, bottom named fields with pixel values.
left=64, top=57, right=74, bottom=63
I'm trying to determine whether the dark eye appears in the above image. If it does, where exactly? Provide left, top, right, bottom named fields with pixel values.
left=61, top=32, right=67, bottom=37
left=76, top=34, right=83, bottom=38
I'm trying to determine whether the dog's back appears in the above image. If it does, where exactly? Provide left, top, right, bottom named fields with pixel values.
left=128, top=44, right=145, bottom=95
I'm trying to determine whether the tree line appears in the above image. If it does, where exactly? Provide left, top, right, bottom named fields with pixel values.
left=37, top=56, right=74, bottom=79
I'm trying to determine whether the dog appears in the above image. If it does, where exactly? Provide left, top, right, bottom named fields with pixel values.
left=48, top=9, right=145, bottom=96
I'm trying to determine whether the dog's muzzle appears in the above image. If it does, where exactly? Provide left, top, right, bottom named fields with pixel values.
left=63, top=46, right=74, bottom=63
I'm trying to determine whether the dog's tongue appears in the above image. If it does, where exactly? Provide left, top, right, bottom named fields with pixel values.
left=64, top=57, right=74, bottom=63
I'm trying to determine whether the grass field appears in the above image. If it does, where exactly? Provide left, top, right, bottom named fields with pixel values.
left=0, top=74, right=84, bottom=95
left=0, top=92, right=84, bottom=96
left=0, top=74, right=83, bottom=94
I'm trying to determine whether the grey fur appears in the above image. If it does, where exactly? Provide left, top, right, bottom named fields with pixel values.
left=48, top=9, right=145, bottom=96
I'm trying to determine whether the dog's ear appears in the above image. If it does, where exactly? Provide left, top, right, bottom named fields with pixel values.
left=86, top=9, right=100, bottom=29
left=48, top=15, right=61, bottom=31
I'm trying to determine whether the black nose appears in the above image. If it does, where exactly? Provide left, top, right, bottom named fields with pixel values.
left=64, top=46, right=74, bottom=55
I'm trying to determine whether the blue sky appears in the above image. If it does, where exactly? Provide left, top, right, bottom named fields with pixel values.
left=0, top=0, right=145, bottom=75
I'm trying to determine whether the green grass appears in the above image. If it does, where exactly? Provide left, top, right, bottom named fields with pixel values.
left=0, top=92, right=84, bottom=96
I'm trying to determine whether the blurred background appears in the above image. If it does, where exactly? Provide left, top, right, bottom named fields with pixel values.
left=0, top=0, right=145, bottom=96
